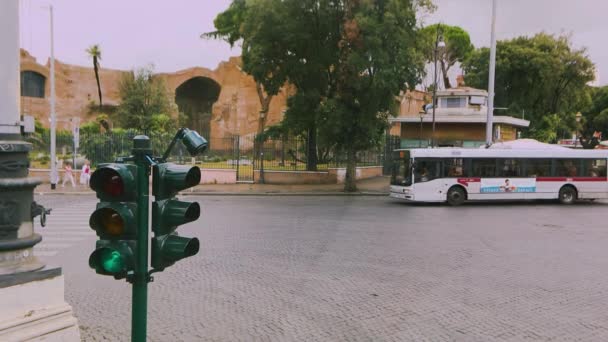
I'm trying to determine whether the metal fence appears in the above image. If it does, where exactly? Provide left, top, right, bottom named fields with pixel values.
left=27, top=131, right=392, bottom=182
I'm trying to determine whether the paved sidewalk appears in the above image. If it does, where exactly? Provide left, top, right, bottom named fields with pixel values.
left=33, top=176, right=391, bottom=196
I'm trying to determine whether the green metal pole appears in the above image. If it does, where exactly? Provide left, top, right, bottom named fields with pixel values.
left=132, top=136, right=151, bottom=342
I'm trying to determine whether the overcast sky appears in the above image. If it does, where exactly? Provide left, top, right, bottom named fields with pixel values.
left=20, top=0, right=607, bottom=85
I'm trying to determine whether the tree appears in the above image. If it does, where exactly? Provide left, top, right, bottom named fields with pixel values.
left=150, top=114, right=176, bottom=133
left=86, top=45, right=103, bottom=109
left=324, top=0, right=425, bottom=191
left=209, top=0, right=427, bottom=188
left=582, top=86, right=608, bottom=139
left=463, top=33, right=595, bottom=142
left=203, top=0, right=285, bottom=141
left=116, top=66, right=170, bottom=131
left=420, top=24, right=473, bottom=89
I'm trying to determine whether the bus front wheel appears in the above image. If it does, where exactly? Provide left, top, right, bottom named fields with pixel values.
left=447, top=187, right=466, bottom=206
left=559, top=186, right=577, bottom=205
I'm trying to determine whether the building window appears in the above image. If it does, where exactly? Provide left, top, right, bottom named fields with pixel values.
left=21, top=71, right=46, bottom=98
left=443, top=97, right=465, bottom=108
left=469, top=96, right=486, bottom=105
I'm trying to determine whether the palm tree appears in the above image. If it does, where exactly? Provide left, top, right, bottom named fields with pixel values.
left=86, top=45, right=103, bottom=109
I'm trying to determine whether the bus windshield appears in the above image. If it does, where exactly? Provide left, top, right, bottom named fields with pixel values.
left=391, top=151, right=412, bottom=186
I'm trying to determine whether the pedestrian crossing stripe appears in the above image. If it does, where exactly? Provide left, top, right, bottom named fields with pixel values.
left=37, top=242, right=73, bottom=249
left=42, top=236, right=88, bottom=242
left=33, top=199, right=96, bottom=259
left=35, top=251, right=59, bottom=257
left=42, top=231, right=91, bottom=236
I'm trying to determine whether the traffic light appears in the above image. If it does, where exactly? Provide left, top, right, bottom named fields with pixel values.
left=151, top=163, right=201, bottom=271
left=88, top=163, right=138, bottom=279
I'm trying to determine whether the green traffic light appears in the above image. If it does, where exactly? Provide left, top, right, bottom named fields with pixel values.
left=89, top=244, right=133, bottom=277
left=101, top=249, right=125, bottom=273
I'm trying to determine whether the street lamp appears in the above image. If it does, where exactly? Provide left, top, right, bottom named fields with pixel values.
left=41, top=4, right=57, bottom=189
left=486, top=0, right=498, bottom=147
left=419, top=112, right=425, bottom=148
left=575, top=112, right=583, bottom=147
left=431, top=25, right=445, bottom=148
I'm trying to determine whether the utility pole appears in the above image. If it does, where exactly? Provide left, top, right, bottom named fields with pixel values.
left=486, top=0, right=497, bottom=146
left=47, top=5, right=58, bottom=189
left=431, top=24, right=445, bottom=148
left=431, top=28, right=439, bottom=148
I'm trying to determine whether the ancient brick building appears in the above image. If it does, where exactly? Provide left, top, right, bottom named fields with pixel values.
left=19, top=49, right=289, bottom=139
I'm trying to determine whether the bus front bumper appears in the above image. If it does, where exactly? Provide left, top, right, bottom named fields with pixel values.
left=390, top=191, right=414, bottom=201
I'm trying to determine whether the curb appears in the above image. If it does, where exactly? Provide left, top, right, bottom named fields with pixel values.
left=181, top=191, right=387, bottom=197
left=35, top=191, right=94, bottom=196
left=33, top=191, right=387, bottom=197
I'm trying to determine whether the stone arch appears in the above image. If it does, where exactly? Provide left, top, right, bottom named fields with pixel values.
left=175, top=77, right=221, bottom=138
left=20, top=70, right=46, bottom=98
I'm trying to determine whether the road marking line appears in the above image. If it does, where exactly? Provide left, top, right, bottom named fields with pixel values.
left=35, top=251, right=58, bottom=257
left=37, top=242, right=73, bottom=249
left=40, top=231, right=92, bottom=236
left=41, top=236, right=87, bottom=241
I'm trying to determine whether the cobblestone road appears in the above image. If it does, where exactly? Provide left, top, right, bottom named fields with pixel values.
left=35, top=195, right=608, bottom=341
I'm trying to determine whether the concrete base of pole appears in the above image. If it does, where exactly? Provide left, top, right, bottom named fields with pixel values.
left=0, top=269, right=80, bottom=341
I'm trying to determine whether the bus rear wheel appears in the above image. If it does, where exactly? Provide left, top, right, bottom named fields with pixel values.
left=447, top=187, right=466, bottom=206
left=559, top=186, right=577, bottom=205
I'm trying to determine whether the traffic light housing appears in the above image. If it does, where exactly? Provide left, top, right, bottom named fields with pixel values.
left=89, top=163, right=138, bottom=279
left=151, top=163, right=201, bottom=271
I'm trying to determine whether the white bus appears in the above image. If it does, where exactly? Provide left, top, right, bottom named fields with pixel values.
left=390, top=148, right=608, bottom=205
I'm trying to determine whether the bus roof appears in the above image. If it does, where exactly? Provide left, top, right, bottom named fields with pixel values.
left=394, top=148, right=608, bottom=159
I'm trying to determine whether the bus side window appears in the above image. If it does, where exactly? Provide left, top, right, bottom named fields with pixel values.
left=471, top=159, right=495, bottom=177
left=415, top=159, right=441, bottom=182
left=593, top=159, right=607, bottom=177
left=443, top=158, right=463, bottom=177
left=582, top=159, right=596, bottom=177
left=555, top=159, right=580, bottom=177
left=498, top=159, right=522, bottom=177
left=525, top=159, right=551, bottom=177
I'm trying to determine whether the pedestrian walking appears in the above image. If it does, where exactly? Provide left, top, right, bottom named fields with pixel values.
left=80, top=160, right=91, bottom=186
left=62, top=162, right=76, bottom=187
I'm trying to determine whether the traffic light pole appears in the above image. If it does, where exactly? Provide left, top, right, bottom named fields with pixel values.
left=132, top=136, right=153, bottom=342
left=89, top=130, right=206, bottom=341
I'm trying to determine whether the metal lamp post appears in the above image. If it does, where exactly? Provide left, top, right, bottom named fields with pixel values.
left=40, top=4, right=58, bottom=189
left=486, top=0, right=498, bottom=146
left=575, top=112, right=582, bottom=148
left=419, top=112, right=425, bottom=148
left=431, top=26, right=445, bottom=148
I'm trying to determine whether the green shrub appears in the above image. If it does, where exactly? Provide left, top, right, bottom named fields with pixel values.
left=38, top=155, right=50, bottom=165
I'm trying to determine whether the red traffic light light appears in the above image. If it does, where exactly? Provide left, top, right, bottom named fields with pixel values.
left=90, top=164, right=137, bottom=201
left=91, top=168, right=124, bottom=197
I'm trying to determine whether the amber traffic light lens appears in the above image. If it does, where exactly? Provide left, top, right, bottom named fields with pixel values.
left=91, top=208, right=125, bottom=236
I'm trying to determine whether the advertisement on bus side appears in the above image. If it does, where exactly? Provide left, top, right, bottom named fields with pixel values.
left=480, top=178, right=536, bottom=193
